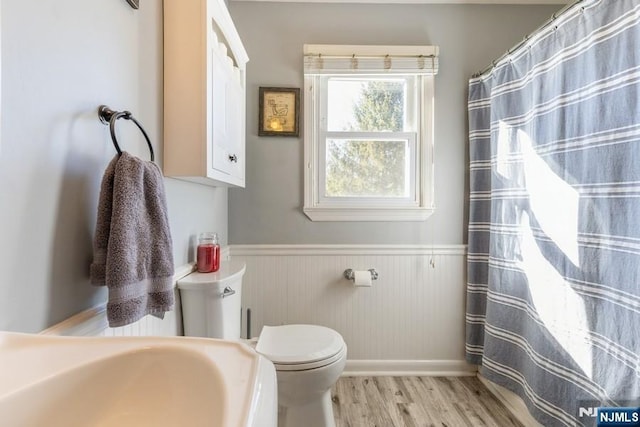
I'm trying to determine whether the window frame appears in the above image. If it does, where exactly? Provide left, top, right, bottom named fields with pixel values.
left=303, top=46, right=436, bottom=222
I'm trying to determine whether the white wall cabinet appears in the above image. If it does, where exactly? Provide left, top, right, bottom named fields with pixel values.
left=164, top=0, right=249, bottom=187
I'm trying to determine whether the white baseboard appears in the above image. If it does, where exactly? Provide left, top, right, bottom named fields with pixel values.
left=478, top=374, right=543, bottom=427
left=343, top=359, right=478, bottom=376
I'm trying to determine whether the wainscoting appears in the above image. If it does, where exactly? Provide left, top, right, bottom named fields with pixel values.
left=231, top=244, right=475, bottom=376
left=40, top=264, right=194, bottom=338
left=40, top=301, right=182, bottom=337
left=38, top=246, right=541, bottom=423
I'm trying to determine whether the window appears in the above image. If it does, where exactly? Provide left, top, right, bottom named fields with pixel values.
left=303, top=45, right=439, bottom=221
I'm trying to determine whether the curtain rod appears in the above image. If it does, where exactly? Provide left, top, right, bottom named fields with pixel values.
left=473, top=0, right=585, bottom=79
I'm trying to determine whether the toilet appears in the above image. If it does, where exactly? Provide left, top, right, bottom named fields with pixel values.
left=177, top=260, right=347, bottom=427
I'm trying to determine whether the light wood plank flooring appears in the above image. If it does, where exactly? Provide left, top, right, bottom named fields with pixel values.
left=331, top=376, right=524, bottom=427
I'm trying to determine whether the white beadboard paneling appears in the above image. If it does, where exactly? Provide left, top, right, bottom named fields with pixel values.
left=40, top=264, right=195, bottom=337
left=98, top=302, right=182, bottom=337
left=232, top=245, right=471, bottom=368
left=41, top=293, right=183, bottom=337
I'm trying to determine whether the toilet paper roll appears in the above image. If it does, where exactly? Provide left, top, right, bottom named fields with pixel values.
left=353, top=270, right=372, bottom=287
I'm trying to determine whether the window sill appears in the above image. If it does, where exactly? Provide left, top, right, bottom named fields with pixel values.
left=303, top=206, right=435, bottom=222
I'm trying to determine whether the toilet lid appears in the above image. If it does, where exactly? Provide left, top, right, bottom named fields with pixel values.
left=255, top=324, right=345, bottom=365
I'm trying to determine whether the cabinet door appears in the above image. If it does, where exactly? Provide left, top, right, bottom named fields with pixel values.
left=210, top=46, right=244, bottom=180
left=225, top=71, right=243, bottom=179
left=210, top=48, right=233, bottom=176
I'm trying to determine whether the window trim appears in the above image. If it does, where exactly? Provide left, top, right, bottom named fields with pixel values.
left=303, top=45, right=437, bottom=222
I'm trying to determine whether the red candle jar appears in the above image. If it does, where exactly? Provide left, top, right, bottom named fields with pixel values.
left=196, top=232, right=220, bottom=273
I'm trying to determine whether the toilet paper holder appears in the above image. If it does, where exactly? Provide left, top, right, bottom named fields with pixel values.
left=343, top=268, right=378, bottom=281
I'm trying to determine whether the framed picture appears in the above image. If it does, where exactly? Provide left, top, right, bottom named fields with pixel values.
left=259, top=87, right=300, bottom=137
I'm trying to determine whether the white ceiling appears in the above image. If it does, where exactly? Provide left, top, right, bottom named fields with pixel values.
left=232, top=0, right=568, bottom=4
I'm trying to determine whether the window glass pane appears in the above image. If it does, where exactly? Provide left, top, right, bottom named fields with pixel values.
left=327, top=78, right=406, bottom=132
left=325, top=139, right=410, bottom=197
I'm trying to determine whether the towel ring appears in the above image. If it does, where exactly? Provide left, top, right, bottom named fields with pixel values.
left=98, top=105, right=155, bottom=162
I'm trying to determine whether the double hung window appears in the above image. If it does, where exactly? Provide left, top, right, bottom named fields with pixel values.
left=303, top=45, right=439, bottom=221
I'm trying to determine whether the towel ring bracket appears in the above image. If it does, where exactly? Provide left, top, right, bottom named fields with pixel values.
left=98, top=105, right=154, bottom=162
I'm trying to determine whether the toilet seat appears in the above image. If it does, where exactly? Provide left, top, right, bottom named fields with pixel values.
left=271, top=344, right=346, bottom=371
left=255, top=324, right=345, bottom=371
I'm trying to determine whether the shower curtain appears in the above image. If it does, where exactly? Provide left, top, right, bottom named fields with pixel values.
left=466, top=1, right=640, bottom=426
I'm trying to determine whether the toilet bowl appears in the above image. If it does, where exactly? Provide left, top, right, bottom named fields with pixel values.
left=177, top=261, right=347, bottom=427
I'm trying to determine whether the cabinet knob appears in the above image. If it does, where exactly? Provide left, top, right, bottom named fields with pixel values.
left=228, top=154, right=238, bottom=163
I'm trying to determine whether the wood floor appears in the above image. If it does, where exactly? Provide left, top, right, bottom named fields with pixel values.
left=331, top=376, right=524, bottom=427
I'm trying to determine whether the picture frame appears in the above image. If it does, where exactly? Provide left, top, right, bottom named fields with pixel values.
left=259, top=87, right=300, bottom=137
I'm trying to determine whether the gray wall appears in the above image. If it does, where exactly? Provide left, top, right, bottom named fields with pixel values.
left=0, top=1, right=227, bottom=333
left=228, top=2, right=560, bottom=245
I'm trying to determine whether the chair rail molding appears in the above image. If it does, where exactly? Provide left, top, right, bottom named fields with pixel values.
left=230, top=243, right=467, bottom=256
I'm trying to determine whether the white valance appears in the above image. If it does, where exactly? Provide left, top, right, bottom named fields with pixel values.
left=303, top=44, right=439, bottom=75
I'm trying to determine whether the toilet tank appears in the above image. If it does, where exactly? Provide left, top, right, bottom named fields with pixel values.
left=177, top=260, right=245, bottom=340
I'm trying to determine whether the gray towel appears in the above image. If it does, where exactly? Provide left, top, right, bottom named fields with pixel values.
left=90, top=151, right=175, bottom=327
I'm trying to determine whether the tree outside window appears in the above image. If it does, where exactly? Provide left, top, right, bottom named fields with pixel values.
left=326, top=80, right=409, bottom=198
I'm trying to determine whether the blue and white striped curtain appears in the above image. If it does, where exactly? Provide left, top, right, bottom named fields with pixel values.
left=466, top=1, right=640, bottom=426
